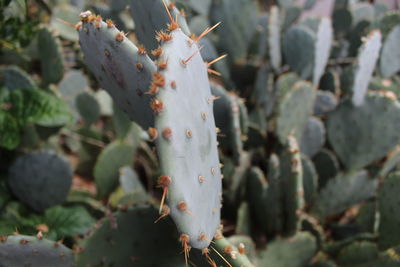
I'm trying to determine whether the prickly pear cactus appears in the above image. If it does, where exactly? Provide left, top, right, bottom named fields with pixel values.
left=378, top=172, right=400, bottom=249
left=76, top=205, right=184, bottom=266
left=313, top=170, right=377, bottom=218
left=8, top=150, right=72, bottom=212
left=279, top=136, right=304, bottom=235
left=129, top=0, right=190, bottom=52
left=268, top=6, right=282, bottom=72
left=258, top=232, right=317, bottom=267
left=38, top=27, right=65, bottom=85
left=313, top=18, right=333, bottom=86
left=351, top=30, right=382, bottom=106
left=77, top=13, right=157, bottom=129
left=380, top=25, right=400, bottom=78
left=0, top=235, right=73, bottom=267
left=327, top=92, right=400, bottom=170
left=154, top=27, right=222, bottom=249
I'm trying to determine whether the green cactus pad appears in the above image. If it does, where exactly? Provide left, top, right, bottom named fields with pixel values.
left=337, top=241, right=379, bottom=266
left=0, top=235, right=73, bottom=267
left=327, top=92, right=400, bottom=170
left=59, top=70, right=88, bottom=120
left=51, top=4, right=80, bottom=41
left=301, top=154, right=318, bottom=205
left=351, top=30, right=382, bottom=106
left=154, top=29, right=222, bottom=249
left=265, top=153, right=283, bottom=235
left=313, top=170, right=377, bottom=218
left=246, top=166, right=268, bottom=231
left=258, top=232, right=317, bottom=267
left=94, top=141, right=134, bottom=198
left=314, top=90, right=338, bottom=115
left=211, top=83, right=243, bottom=165
left=8, top=150, right=72, bottom=212
left=313, top=149, right=339, bottom=189
left=76, top=92, right=101, bottom=125
left=38, top=28, right=64, bottom=85
left=300, top=116, right=326, bottom=158
left=380, top=25, right=400, bottom=78
left=313, top=18, right=333, bottom=86
left=212, top=235, right=254, bottom=267
left=0, top=65, right=36, bottom=90
left=76, top=205, right=184, bottom=266
left=236, top=202, right=251, bottom=236
left=227, top=235, right=257, bottom=264
left=129, top=0, right=190, bottom=52
left=268, top=6, right=282, bottom=72
left=283, top=25, right=315, bottom=79
left=276, top=81, right=314, bottom=144
left=280, top=136, right=304, bottom=235
left=378, top=172, right=400, bottom=249
left=210, top=0, right=259, bottom=62
left=78, top=16, right=157, bottom=129
left=377, top=11, right=400, bottom=37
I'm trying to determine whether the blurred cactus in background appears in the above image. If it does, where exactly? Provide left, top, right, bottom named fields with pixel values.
left=1, top=0, right=400, bottom=266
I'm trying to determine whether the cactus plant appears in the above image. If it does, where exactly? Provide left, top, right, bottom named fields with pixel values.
left=8, top=150, right=72, bottom=212
left=0, top=235, right=73, bottom=267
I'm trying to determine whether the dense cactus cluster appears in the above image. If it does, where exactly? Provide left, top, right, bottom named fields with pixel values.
left=1, top=0, right=400, bottom=266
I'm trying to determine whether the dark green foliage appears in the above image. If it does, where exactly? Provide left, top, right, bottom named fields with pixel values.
left=0, top=88, right=72, bottom=149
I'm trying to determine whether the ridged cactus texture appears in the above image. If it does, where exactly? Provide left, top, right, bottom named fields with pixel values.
left=0, top=235, right=73, bottom=267
left=8, top=150, right=72, bottom=212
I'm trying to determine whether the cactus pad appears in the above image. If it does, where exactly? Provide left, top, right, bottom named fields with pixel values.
left=276, top=81, right=314, bottom=144
left=154, top=29, right=222, bottom=249
left=8, top=150, right=72, bottom=212
left=378, top=172, right=400, bottom=249
left=351, top=30, right=382, bottom=106
left=380, top=25, right=400, bottom=78
left=258, top=232, right=317, bottom=267
left=313, top=170, right=377, bottom=218
left=327, top=92, right=400, bottom=170
left=0, top=235, right=73, bottom=267
left=77, top=16, right=157, bottom=129
left=76, top=205, right=184, bottom=266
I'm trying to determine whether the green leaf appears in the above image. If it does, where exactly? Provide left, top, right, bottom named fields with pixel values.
left=7, top=89, right=72, bottom=127
left=0, top=109, right=20, bottom=149
left=1, top=206, right=96, bottom=240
